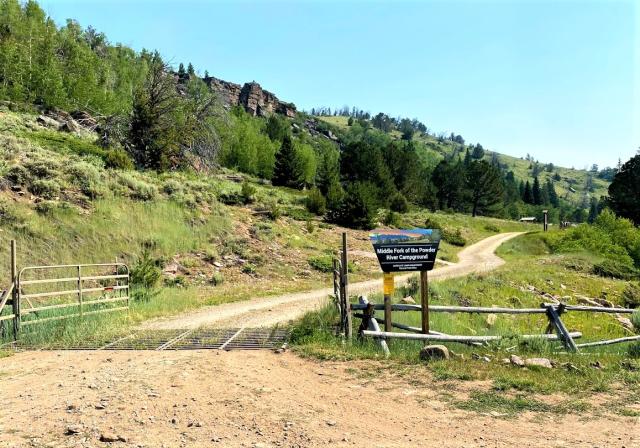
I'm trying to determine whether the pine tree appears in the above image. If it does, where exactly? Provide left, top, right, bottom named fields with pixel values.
left=523, top=181, right=533, bottom=204
left=546, top=179, right=559, bottom=207
left=532, top=177, right=543, bottom=205
left=272, top=135, right=302, bottom=188
left=177, top=63, right=186, bottom=79
left=466, top=160, right=504, bottom=217
left=471, top=143, right=484, bottom=159
left=463, top=148, right=472, bottom=166
left=587, top=197, right=599, bottom=223
left=187, top=62, right=195, bottom=76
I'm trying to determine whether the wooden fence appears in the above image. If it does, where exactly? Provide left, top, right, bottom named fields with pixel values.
left=350, top=300, right=639, bottom=353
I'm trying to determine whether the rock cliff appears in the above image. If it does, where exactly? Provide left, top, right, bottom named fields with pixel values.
left=204, top=76, right=296, bottom=118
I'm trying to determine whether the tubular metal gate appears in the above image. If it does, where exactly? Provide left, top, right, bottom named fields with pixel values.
left=14, top=263, right=129, bottom=331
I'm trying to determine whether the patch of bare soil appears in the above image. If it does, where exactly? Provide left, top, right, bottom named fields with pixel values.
left=141, top=232, right=524, bottom=330
left=0, top=350, right=635, bottom=448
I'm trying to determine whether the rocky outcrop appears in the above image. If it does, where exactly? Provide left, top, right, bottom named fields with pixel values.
left=204, top=76, right=296, bottom=118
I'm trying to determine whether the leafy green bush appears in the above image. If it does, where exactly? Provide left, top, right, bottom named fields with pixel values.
left=389, top=192, right=409, bottom=213
left=117, top=172, right=158, bottom=201
left=383, top=210, right=401, bottom=227
left=0, top=199, right=24, bottom=225
left=130, top=249, right=162, bottom=295
left=210, top=272, right=224, bottom=286
left=241, top=181, right=257, bottom=204
left=424, top=216, right=442, bottom=230
left=305, top=187, right=326, bottom=215
left=29, top=179, right=60, bottom=199
left=104, top=148, right=134, bottom=170
left=623, top=283, right=640, bottom=309
left=265, top=199, right=281, bottom=220
left=330, top=182, right=377, bottom=230
left=24, top=159, right=60, bottom=179
left=242, top=263, right=257, bottom=274
left=162, top=179, right=183, bottom=196
left=593, top=259, right=638, bottom=280
left=66, top=161, right=105, bottom=198
left=308, top=255, right=334, bottom=273
left=6, top=165, right=30, bottom=185
left=484, top=223, right=501, bottom=233
left=442, top=228, right=467, bottom=247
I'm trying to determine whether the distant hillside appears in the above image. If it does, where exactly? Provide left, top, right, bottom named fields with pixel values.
left=317, top=115, right=610, bottom=206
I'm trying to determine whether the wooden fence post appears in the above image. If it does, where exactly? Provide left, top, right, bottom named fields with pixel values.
left=420, top=271, right=429, bottom=334
left=341, top=232, right=352, bottom=339
left=10, top=240, right=19, bottom=338
left=544, top=303, right=577, bottom=352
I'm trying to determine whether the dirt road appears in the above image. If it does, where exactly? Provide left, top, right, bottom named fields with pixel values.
left=142, top=232, right=524, bottom=330
left=0, top=350, right=635, bottom=448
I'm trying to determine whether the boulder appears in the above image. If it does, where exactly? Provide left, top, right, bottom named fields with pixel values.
left=419, top=345, right=450, bottom=361
left=616, top=316, right=634, bottom=332
left=400, top=296, right=416, bottom=304
left=37, top=115, right=61, bottom=129
left=60, top=119, right=81, bottom=133
left=509, top=354, right=525, bottom=367
left=524, top=358, right=553, bottom=369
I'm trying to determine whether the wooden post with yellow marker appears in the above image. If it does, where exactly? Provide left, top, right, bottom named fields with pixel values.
left=383, top=272, right=394, bottom=332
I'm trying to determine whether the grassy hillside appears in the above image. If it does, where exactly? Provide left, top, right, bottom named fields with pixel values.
left=317, top=115, right=609, bottom=203
left=0, top=108, right=538, bottom=345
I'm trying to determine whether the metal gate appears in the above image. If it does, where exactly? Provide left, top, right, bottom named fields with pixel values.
left=15, top=263, right=129, bottom=330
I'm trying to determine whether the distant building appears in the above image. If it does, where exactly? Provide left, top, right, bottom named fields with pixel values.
left=519, top=217, right=537, bottom=222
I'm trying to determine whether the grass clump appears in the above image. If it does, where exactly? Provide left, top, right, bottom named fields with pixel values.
left=455, top=391, right=553, bottom=416
left=623, top=283, right=640, bottom=309
left=305, top=187, right=326, bottom=215
left=593, top=259, right=638, bottom=280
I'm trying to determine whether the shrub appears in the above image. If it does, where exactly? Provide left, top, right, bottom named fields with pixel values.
left=330, top=182, right=377, bottom=230
left=162, top=179, right=183, bottom=196
left=628, top=342, right=640, bottom=359
left=130, top=249, right=162, bottom=290
left=593, top=259, right=638, bottom=280
left=34, top=200, right=57, bottom=215
left=29, top=179, right=60, bottom=199
left=6, top=165, right=30, bottom=185
left=484, top=223, right=501, bottom=233
left=0, top=199, right=23, bottom=225
left=389, top=192, right=409, bottom=213
left=623, top=283, right=640, bottom=309
left=383, top=210, right=401, bottom=227
left=66, top=161, right=105, bottom=199
left=305, top=220, right=315, bottom=234
left=308, top=255, right=334, bottom=273
left=424, top=216, right=442, bottom=230
left=308, top=254, right=354, bottom=273
left=211, top=272, right=224, bottom=286
left=442, top=228, right=467, bottom=247
left=265, top=199, right=281, bottom=220
left=631, top=311, right=640, bottom=332
left=240, top=181, right=257, bottom=204
left=104, top=148, right=134, bottom=170
left=24, top=159, right=61, bottom=179
left=305, top=187, right=326, bottom=215
left=117, top=173, right=158, bottom=201
left=242, top=263, right=257, bottom=274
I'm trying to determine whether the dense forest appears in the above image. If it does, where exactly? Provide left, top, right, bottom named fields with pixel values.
left=0, top=0, right=637, bottom=230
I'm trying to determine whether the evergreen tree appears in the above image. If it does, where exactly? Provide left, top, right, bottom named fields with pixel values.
left=546, top=179, right=559, bottom=207
left=272, top=135, right=303, bottom=188
left=466, top=160, right=504, bottom=217
left=532, top=176, right=543, bottom=205
left=177, top=63, right=186, bottom=79
left=265, top=114, right=289, bottom=142
left=608, top=153, right=640, bottom=225
left=471, top=143, right=484, bottom=159
left=587, top=197, right=599, bottom=223
left=523, top=181, right=533, bottom=204
left=187, top=62, right=195, bottom=76
left=331, top=182, right=377, bottom=230
left=463, top=148, right=472, bottom=166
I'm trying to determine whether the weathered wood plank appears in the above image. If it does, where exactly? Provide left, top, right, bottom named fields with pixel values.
left=576, top=335, right=640, bottom=348
left=361, top=330, right=582, bottom=343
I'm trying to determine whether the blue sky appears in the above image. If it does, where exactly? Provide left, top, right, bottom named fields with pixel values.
left=39, top=0, right=638, bottom=168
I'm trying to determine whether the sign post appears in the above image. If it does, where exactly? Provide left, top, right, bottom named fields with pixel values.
left=370, top=229, right=441, bottom=337
left=420, top=271, right=429, bottom=334
left=543, top=210, right=548, bottom=232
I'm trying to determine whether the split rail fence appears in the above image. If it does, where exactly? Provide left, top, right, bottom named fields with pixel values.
left=331, top=234, right=639, bottom=353
left=0, top=240, right=130, bottom=339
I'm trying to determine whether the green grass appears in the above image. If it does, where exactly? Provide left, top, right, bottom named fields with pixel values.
left=291, top=231, right=640, bottom=415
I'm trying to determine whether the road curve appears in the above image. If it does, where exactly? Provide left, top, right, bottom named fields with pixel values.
left=141, top=232, right=524, bottom=330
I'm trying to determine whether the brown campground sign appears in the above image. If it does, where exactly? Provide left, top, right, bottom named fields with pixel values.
left=369, top=228, right=441, bottom=273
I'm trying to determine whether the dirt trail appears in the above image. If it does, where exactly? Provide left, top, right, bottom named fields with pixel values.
left=0, top=350, right=634, bottom=448
left=142, top=232, right=523, bottom=330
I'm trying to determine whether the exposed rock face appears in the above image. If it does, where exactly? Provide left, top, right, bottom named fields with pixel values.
left=204, top=76, right=296, bottom=118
